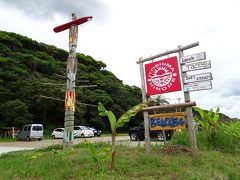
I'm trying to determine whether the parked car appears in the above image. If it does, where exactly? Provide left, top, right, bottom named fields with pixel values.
left=51, top=128, right=77, bottom=139
left=88, top=127, right=101, bottom=137
left=129, top=122, right=173, bottom=141
left=16, top=124, right=43, bottom=141
left=74, top=126, right=94, bottom=138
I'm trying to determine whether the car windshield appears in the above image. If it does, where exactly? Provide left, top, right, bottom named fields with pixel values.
left=80, top=126, right=89, bottom=130
left=32, top=125, right=43, bottom=131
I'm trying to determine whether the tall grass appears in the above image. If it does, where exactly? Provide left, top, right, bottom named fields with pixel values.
left=169, top=129, right=240, bottom=153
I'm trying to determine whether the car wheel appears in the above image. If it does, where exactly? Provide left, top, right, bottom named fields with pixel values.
left=16, top=136, right=19, bottom=141
left=26, top=137, right=30, bottom=141
left=130, top=132, right=138, bottom=141
left=38, top=138, right=42, bottom=141
left=156, top=132, right=164, bottom=142
left=81, top=134, right=84, bottom=138
left=52, top=135, right=55, bottom=139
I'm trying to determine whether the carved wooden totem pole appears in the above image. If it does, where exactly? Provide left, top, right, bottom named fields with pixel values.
left=54, top=13, right=92, bottom=147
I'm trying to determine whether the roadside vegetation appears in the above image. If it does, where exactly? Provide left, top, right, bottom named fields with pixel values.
left=0, top=139, right=239, bottom=179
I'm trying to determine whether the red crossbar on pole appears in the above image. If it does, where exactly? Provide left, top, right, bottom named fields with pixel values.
left=53, top=16, right=93, bottom=33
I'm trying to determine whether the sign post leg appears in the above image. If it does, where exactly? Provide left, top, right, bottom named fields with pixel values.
left=178, top=46, right=197, bottom=154
left=139, top=60, right=150, bottom=157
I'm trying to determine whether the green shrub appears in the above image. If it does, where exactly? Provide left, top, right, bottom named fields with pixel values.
left=169, top=129, right=239, bottom=153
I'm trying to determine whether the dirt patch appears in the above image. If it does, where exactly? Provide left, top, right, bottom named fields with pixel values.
left=160, top=145, right=194, bottom=155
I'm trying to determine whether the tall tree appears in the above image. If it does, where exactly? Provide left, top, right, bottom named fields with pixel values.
left=0, top=99, right=32, bottom=126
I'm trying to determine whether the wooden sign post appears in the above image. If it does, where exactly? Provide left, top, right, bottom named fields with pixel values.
left=139, top=58, right=151, bottom=156
left=54, top=13, right=92, bottom=148
left=178, top=46, right=197, bottom=154
left=137, top=42, right=199, bottom=156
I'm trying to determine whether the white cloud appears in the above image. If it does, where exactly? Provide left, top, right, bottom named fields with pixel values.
left=0, top=0, right=240, bottom=118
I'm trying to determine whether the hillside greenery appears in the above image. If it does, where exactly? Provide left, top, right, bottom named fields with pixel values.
left=0, top=30, right=142, bottom=131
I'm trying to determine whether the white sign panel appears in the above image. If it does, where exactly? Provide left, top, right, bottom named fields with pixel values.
left=180, top=52, right=206, bottom=64
left=184, top=81, right=212, bottom=92
left=184, top=72, right=213, bottom=84
left=181, top=60, right=211, bottom=72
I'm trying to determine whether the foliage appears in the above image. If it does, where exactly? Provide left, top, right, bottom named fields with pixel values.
left=193, top=107, right=240, bottom=153
left=170, top=129, right=240, bottom=153
left=0, top=99, right=33, bottom=126
left=219, top=121, right=240, bottom=140
left=0, top=30, right=142, bottom=131
left=148, top=95, right=170, bottom=106
left=98, top=102, right=147, bottom=133
left=83, top=140, right=111, bottom=170
left=98, top=102, right=146, bottom=171
left=193, top=107, right=220, bottom=130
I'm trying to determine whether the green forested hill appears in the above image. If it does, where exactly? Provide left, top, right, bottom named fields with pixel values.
left=0, top=30, right=142, bottom=131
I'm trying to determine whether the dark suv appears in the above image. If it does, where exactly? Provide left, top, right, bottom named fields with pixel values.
left=88, top=127, right=102, bottom=137
left=129, top=123, right=173, bottom=141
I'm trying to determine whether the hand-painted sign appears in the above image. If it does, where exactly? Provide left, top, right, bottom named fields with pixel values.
left=145, top=56, right=181, bottom=96
left=181, top=60, right=211, bottom=72
left=65, top=90, right=75, bottom=112
left=184, top=81, right=212, bottom=92
left=149, top=112, right=185, bottom=130
left=183, top=72, right=213, bottom=84
left=180, top=52, right=206, bottom=64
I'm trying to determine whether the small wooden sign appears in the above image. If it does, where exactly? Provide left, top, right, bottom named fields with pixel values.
left=149, top=112, right=186, bottom=130
left=184, top=81, right=212, bottom=92
left=181, top=60, right=211, bottom=72
left=184, top=72, right=213, bottom=84
left=180, top=52, right=206, bottom=64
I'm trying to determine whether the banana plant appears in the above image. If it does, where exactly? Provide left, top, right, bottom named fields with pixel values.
left=193, top=107, right=220, bottom=131
left=219, top=121, right=240, bottom=140
left=98, top=101, right=147, bottom=171
left=84, top=140, right=111, bottom=170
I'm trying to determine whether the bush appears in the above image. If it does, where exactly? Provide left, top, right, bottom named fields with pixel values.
left=169, top=129, right=240, bottom=153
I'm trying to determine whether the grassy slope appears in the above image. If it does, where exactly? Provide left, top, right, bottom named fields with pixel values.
left=0, top=143, right=239, bottom=179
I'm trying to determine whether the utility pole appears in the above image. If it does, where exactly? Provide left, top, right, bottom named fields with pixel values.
left=54, top=13, right=92, bottom=148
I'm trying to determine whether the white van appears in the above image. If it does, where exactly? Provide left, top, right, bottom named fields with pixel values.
left=74, top=126, right=94, bottom=138
left=16, top=124, right=43, bottom=141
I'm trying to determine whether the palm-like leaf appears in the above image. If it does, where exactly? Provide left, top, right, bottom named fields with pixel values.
left=85, top=141, right=98, bottom=162
left=116, top=102, right=147, bottom=129
left=99, top=145, right=111, bottom=160
left=98, top=102, right=117, bottom=132
left=193, top=107, right=220, bottom=130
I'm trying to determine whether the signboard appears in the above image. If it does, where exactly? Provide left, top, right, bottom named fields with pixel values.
left=149, top=112, right=186, bottom=130
left=184, top=81, right=212, bottom=92
left=183, top=72, right=213, bottom=84
left=181, top=60, right=211, bottom=72
left=180, top=52, right=206, bottom=64
left=145, top=56, right=182, bottom=96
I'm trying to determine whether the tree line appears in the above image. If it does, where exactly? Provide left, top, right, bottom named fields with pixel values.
left=0, top=30, right=143, bottom=131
